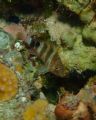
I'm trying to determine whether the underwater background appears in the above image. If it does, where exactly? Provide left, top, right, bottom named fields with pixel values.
left=0, top=0, right=96, bottom=120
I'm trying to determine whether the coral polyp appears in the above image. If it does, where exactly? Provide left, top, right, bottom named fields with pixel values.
left=0, top=62, right=18, bottom=101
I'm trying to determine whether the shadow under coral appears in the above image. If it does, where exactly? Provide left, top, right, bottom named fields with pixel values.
left=42, top=70, right=96, bottom=104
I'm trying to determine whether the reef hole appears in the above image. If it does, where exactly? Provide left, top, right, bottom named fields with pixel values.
left=42, top=70, right=96, bottom=103
left=83, top=38, right=96, bottom=47
left=56, top=4, right=85, bottom=27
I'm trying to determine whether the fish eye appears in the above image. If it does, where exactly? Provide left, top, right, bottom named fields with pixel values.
left=30, top=38, right=40, bottom=48
left=30, top=39, right=35, bottom=47
left=35, top=41, right=40, bottom=47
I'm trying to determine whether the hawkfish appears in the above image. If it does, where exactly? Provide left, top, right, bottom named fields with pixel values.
left=25, top=37, right=69, bottom=77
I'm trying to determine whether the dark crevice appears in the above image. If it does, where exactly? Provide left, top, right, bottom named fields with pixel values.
left=6, top=15, right=20, bottom=23
left=83, top=38, right=96, bottom=47
left=56, top=70, right=95, bottom=93
left=42, top=70, right=96, bottom=104
left=56, top=4, right=85, bottom=27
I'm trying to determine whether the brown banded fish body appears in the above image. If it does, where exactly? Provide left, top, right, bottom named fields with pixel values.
left=26, top=38, right=68, bottom=77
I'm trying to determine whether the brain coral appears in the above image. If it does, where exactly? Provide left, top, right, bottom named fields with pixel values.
left=0, top=63, right=18, bottom=101
left=23, top=99, right=49, bottom=120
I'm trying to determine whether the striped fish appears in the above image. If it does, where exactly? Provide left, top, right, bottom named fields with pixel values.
left=25, top=37, right=68, bottom=77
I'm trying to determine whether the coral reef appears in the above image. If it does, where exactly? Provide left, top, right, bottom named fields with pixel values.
left=82, top=20, right=96, bottom=45
left=3, top=50, right=24, bottom=73
left=55, top=85, right=96, bottom=120
left=46, top=14, right=96, bottom=73
left=0, top=0, right=95, bottom=120
left=57, top=0, right=96, bottom=47
left=73, top=102, right=91, bottom=120
left=0, top=62, right=18, bottom=101
left=55, top=101, right=91, bottom=120
left=57, top=0, right=96, bottom=23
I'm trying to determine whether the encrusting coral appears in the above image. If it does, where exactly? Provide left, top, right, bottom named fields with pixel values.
left=0, top=62, right=18, bottom=101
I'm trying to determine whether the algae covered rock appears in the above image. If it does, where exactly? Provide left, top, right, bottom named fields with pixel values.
left=46, top=14, right=81, bottom=46
left=46, top=14, right=96, bottom=73
left=3, top=50, right=24, bottom=74
left=0, top=29, right=15, bottom=51
left=57, top=0, right=90, bottom=14
left=82, top=21, right=96, bottom=45
left=57, top=0, right=95, bottom=23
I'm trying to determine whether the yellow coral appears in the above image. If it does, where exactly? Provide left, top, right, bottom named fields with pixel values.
left=23, top=99, right=49, bottom=120
left=0, top=63, right=18, bottom=101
